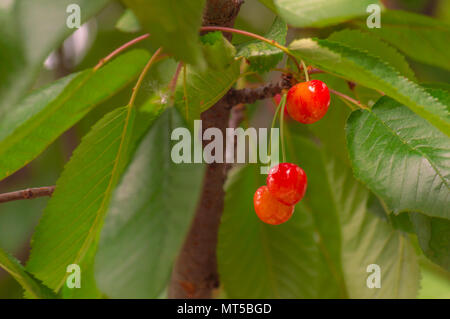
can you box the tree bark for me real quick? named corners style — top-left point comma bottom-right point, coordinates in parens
top-left (0, 186), bottom-right (55, 204)
top-left (168, 0), bottom-right (243, 299)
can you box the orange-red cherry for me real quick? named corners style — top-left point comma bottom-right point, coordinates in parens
top-left (267, 163), bottom-right (307, 205)
top-left (286, 80), bottom-right (330, 124)
top-left (254, 185), bottom-right (294, 225)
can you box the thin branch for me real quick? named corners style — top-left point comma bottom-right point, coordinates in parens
top-left (0, 186), bottom-right (55, 204)
top-left (94, 33), bottom-right (150, 71)
top-left (224, 74), bottom-right (292, 107)
top-left (128, 48), bottom-right (163, 107)
top-left (309, 67), bottom-right (324, 75)
top-left (329, 88), bottom-right (368, 109)
top-left (169, 62), bottom-right (183, 94)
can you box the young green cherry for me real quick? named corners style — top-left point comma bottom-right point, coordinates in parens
top-left (286, 80), bottom-right (330, 124)
top-left (254, 185), bottom-right (294, 225)
top-left (267, 163), bottom-right (307, 205)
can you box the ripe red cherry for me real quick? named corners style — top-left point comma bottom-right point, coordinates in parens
top-left (254, 185), bottom-right (294, 225)
top-left (266, 163), bottom-right (307, 205)
top-left (286, 80), bottom-right (330, 124)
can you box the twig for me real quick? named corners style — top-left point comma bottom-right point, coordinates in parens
top-left (329, 88), bottom-right (368, 109)
top-left (128, 48), bottom-right (163, 107)
top-left (0, 186), bottom-right (55, 204)
top-left (309, 68), bottom-right (324, 75)
top-left (169, 62), bottom-right (183, 94)
top-left (224, 74), bottom-right (292, 107)
top-left (94, 33), bottom-right (150, 71)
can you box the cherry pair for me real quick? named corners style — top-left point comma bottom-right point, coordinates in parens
top-left (254, 163), bottom-right (307, 225)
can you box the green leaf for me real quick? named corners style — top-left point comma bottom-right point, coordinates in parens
top-left (219, 136), bottom-right (420, 298)
top-left (327, 29), bottom-right (416, 81)
top-left (302, 73), bottom-right (353, 164)
top-left (0, 50), bottom-right (150, 182)
top-left (60, 244), bottom-right (102, 299)
top-left (201, 32), bottom-right (236, 70)
top-left (175, 59), bottom-right (241, 124)
top-left (95, 108), bottom-right (204, 298)
top-left (26, 105), bottom-right (137, 294)
top-left (272, 0), bottom-right (382, 28)
top-left (290, 38), bottom-right (450, 136)
top-left (116, 8), bottom-right (141, 33)
top-left (237, 17), bottom-right (287, 73)
top-left (410, 213), bottom-right (450, 271)
top-left (123, 0), bottom-right (205, 66)
top-left (355, 10), bottom-right (450, 71)
top-left (297, 73), bottom-right (379, 163)
top-left (218, 165), bottom-right (321, 298)
top-left (346, 95), bottom-right (450, 219)
top-left (130, 96), bottom-right (168, 150)
top-left (424, 83), bottom-right (450, 93)
top-left (389, 213), bottom-right (414, 233)
top-left (289, 137), bottom-right (420, 298)
top-left (0, 246), bottom-right (56, 299)
top-left (0, 0), bottom-right (110, 113)
top-left (418, 261), bottom-right (450, 299)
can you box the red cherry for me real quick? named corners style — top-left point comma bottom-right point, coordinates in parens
top-left (286, 80), bottom-right (330, 124)
top-left (266, 163), bottom-right (307, 205)
top-left (254, 185), bottom-right (294, 225)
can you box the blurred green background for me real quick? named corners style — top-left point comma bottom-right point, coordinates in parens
top-left (0, 0), bottom-right (449, 298)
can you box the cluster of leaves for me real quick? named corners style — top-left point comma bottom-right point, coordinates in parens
top-left (0, 0), bottom-right (449, 299)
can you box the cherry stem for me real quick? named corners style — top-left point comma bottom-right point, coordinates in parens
top-left (169, 62), bottom-right (183, 92)
top-left (329, 88), bottom-right (367, 110)
top-left (279, 93), bottom-right (287, 163)
top-left (268, 97), bottom-right (282, 163)
top-left (300, 60), bottom-right (310, 82)
top-left (94, 33), bottom-right (150, 71)
top-left (129, 48), bottom-right (163, 107)
top-left (168, 62), bottom-right (184, 105)
top-left (182, 63), bottom-right (189, 119)
top-left (200, 26), bottom-right (302, 73)
top-left (336, 96), bottom-right (356, 111)
top-left (309, 68), bottom-right (324, 75)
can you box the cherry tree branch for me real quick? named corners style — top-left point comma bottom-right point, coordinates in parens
top-left (224, 74), bottom-right (293, 107)
top-left (0, 76), bottom-right (288, 207)
top-left (0, 186), bottom-right (55, 204)
top-left (94, 33), bottom-right (150, 71)
top-left (168, 0), bottom-right (244, 299)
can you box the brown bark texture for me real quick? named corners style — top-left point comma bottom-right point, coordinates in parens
top-left (168, 0), bottom-right (243, 299)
